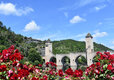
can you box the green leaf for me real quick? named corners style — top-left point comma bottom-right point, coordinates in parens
top-left (100, 74), bottom-right (104, 77)
top-left (6, 76), bottom-right (9, 79)
top-left (1, 63), bottom-right (5, 65)
top-left (105, 70), bottom-right (109, 74)
top-left (111, 74), bottom-right (114, 77)
top-left (103, 64), bottom-right (108, 70)
top-left (0, 72), bottom-right (2, 75)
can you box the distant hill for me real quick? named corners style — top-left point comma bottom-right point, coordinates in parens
top-left (52, 39), bottom-right (113, 54)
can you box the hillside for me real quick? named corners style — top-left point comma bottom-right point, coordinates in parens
top-left (0, 21), bottom-right (45, 56)
top-left (52, 39), bottom-right (114, 54)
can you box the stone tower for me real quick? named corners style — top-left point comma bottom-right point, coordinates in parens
top-left (45, 39), bottom-right (52, 63)
top-left (85, 33), bottom-right (94, 66)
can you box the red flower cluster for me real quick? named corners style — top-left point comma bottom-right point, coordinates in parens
top-left (58, 69), bottom-right (63, 77)
top-left (64, 68), bottom-right (83, 78)
top-left (73, 69), bottom-right (83, 77)
top-left (0, 45), bottom-right (84, 80)
top-left (18, 69), bottom-right (29, 78)
top-left (86, 52), bottom-right (114, 80)
top-left (46, 62), bottom-right (57, 67)
top-left (0, 45), bottom-right (23, 62)
top-left (2, 45), bottom-right (113, 80)
top-left (65, 68), bottom-right (73, 76)
top-left (0, 64), bottom-right (7, 72)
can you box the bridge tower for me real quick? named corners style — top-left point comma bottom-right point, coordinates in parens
top-left (45, 39), bottom-right (52, 63)
top-left (85, 33), bottom-right (94, 66)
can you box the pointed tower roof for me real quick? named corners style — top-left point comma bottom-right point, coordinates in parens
top-left (86, 33), bottom-right (93, 38)
top-left (47, 39), bottom-right (51, 43)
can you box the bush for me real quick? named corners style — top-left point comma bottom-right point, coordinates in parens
top-left (85, 51), bottom-right (114, 80)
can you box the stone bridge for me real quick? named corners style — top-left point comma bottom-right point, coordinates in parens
top-left (41, 33), bottom-right (112, 70)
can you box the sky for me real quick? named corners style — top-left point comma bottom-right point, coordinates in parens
top-left (0, 0), bottom-right (114, 50)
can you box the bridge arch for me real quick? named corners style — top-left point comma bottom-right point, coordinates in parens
top-left (61, 56), bottom-right (70, 72)
top-left (75, 55), bottom-right (87, 69)
top-left (49, 56), bottom-right (56, 63)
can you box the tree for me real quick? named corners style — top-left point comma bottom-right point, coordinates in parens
top-left (28, 48), bottom-right (43, 64)
top-left (0, 21), bottom-right (3, 27)
top-left (34, 60), bottom-right (40, 65)
top-left (0, 45), bottom-right (6, 52)
top-left (8, 27), bottom-right (11, 32)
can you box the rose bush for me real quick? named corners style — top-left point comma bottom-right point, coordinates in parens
top-left (85, 51), bottom-right (114, 80)
top-left (0, 46), bottom-right (84, 80)
top-left (0, 45), bottom-right (113, 80)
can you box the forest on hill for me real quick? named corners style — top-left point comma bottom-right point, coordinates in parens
top-left (52, 39), bottom-right (113, 54)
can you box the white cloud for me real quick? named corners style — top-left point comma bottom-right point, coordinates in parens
top-left (59, 0), bottom-right (108, 11)
top-left (0, 2), bottom-right (33, 16)
top-left (95, 7), bottom-right (100, 11)
top-left (109, 46), bottom-right (114, 50)
top-left (24, 21), bottom-right (40, 31)
top-left (98, 22), bottom-right (103, 25)
top-left (112, 41), bottom-right (114, 44)
top-left (70, 16), bottom-right (86, 24)
top-left (95, 5), bottom-right (106, 11)
top-left (79, 0), bottom-right (93, 7)
top-left (92, 30), bottom-right (108, 38)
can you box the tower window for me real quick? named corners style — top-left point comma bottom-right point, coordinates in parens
top-left (46, 45), bottom-right (48, 47)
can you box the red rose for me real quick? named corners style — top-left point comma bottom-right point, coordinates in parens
top-left (78, 69), bottom-right (83, 77)
top-left (12, 61), bottom-right (18, 67)
top-left (96, 62), bottom-right (100, 66)
top-left (90, 64), bottom-right (95, 68)
top-left (38, 64), bottom-right (42, 67)
top-left (58, 69), bottom-right (63, 77)
top-left (32, 77), bottom-right (39, 80)
top-left (49, 70), bottom-right (53, 75)
top-left (10, 74), bottom-right (18, 80)
top-left (65, 68), bottom-right (73, 76)
top-left (10, 45), bottom-right (15, 50)
top-left (14, 49), bottom-right (19, 53)
top-left (107, 64), bottom-right (113, 70)
top-left (0, 65), bottom-right (7, 72)
top-left (73, 70), bottom-right (79, 77)
top-left (46, 62), bottom-right (49, 67)
top-left (43, 75), bottom-right (48, 80)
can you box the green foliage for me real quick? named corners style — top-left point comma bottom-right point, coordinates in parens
top-left (52, 39), bottom-right (85, 54)
top-left (34, 60), bottom-right (40, 65)
top-left (77, 56), bottom-right (87, 65)
top-left (80, 66), bottom-right (87, 71)
top-left (0, 45), bottom-right (6, 52)
top-left (28, 48), bottom-right (43, 64)
top-left (52, 39), bottom-right (113, 54)
top-left (19, 57), bottom-right (28, 64)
